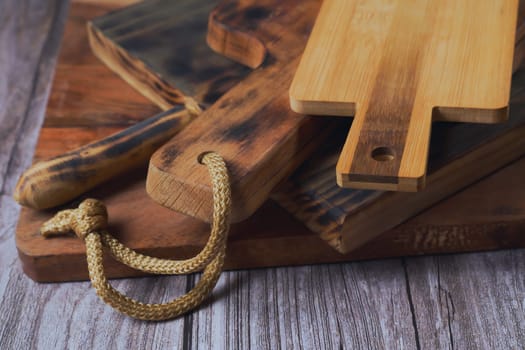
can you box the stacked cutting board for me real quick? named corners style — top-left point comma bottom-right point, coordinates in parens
top-left (16, 0), bottom-right (525, 282)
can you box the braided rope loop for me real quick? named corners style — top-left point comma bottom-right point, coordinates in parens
top-left (41, 152), bottom-right (231, 321)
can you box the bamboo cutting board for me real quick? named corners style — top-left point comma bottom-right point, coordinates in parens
top-left (15, 0), bottom-right (525, 281)
top-left (290, 0), bottom-right (518, 192)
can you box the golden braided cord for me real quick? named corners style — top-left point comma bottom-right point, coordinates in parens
top-left (40, 152), bottom-right (231, 321)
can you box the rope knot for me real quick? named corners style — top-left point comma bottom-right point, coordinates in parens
top-left (39, 152), bottom-right (230, 320)
top-left (41, 199), bottom-right (108, 239)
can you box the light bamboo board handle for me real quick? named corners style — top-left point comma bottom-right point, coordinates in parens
top-left (290, 0), bottom-right (518, 191)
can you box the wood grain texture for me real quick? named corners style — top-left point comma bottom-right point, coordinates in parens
top-left (80, 0), bottom-right (525, 254)
top-left (89, 0), bottom-right (525, 243)
top-left (275, 25), bottom-right (525, 252)
top-left (3, 1), bottom-right (525, 347)
top-left (14, 1), bottom-right (525, 281)
top-left (14, 107), bottom-right (192, 209)
top-left (88, 0), bottom-right (251, 110)
top-left (207, 1), bottom-right (267, 69)
top-left (146, 0), bottom-right (335, 222)
top-left (11, 1), bottom-right (348, 281)
top-left (17, 156), bottom-right (525, 281)
top-left (15, 0), bottom-right (239, 210)
top-left (276, 75), bottom-right (525, 252)
top-left (290, 0), bottom-right (518, 191)
top-left (405, 253), bottom-right (525, 349)
top-left (46, 2), bottom-right (160, 127)
top-left (0, 4), bottom-right (187, 347)
top-left (15, 0), bottom-right (336, 282)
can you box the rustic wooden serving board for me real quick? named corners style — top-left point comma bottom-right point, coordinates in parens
top-left (87, 0), bottom-right (251, 111)
top-left (90, 0), bottom-right (335, 223)
top-left (290, 0), bottom-right (518, 192)
top-left (15, 0), bottom-right (525, 281)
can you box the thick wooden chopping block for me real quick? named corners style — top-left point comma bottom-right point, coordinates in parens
top-left (290, 0), bottom-right (518, 191)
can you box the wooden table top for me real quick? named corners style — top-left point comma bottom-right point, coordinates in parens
top-left (0, 0), bottom-right (524, 348)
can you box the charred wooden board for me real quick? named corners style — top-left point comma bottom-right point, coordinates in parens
top-left (15, 0), bottom-right (258, 211)
top-left (90, 0), bottom-right (335, 223)
top-left (273, 90), bottom-right (525, 252)
top-left (145, 0), bottom-right (336, 223)
top-left (14, 106), bottom-right (195, 210)
top-left (15, 1), bottom-right (525, 282)
top-left (88, 0), bottom-right (251, 110)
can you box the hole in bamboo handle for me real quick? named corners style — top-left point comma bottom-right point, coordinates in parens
top-left (371, 147), bottom-right (395, 162)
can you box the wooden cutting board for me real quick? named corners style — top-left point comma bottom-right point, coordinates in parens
top-left (87, 0), bottom-right (251, 111)
top-left (89, 0), bottom-right (334, 223)
top-left (15, 0), bottom-right (525, 282)
top-left (290, 0), bottom-right (518, 192)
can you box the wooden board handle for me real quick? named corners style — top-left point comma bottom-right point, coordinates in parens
top-left (207, 3), bottom-right (266, 69)
top-left (14, 107), bottom-right (193, 209)
top-left (334, 4), bottom-right (433, 192)
top-left (146, 71), bottom-right (334, 223)
top-left (336, 102), bottom-right (431, 192)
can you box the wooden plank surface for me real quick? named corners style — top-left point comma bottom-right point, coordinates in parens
top-left (290, 0), bottom-right (518, 191)
top-left (2, 1), bottom-right (525, 348)
top-left (13, 0), bottom-right (525, 281)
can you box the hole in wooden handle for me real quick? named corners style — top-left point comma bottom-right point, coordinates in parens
top-left (371, 147), bottom-right (395, 162)
top-left (197, 151), bottom-right (214, 164)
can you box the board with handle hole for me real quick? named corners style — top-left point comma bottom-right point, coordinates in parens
top-left (290, 0), bottom-right (519, 191)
